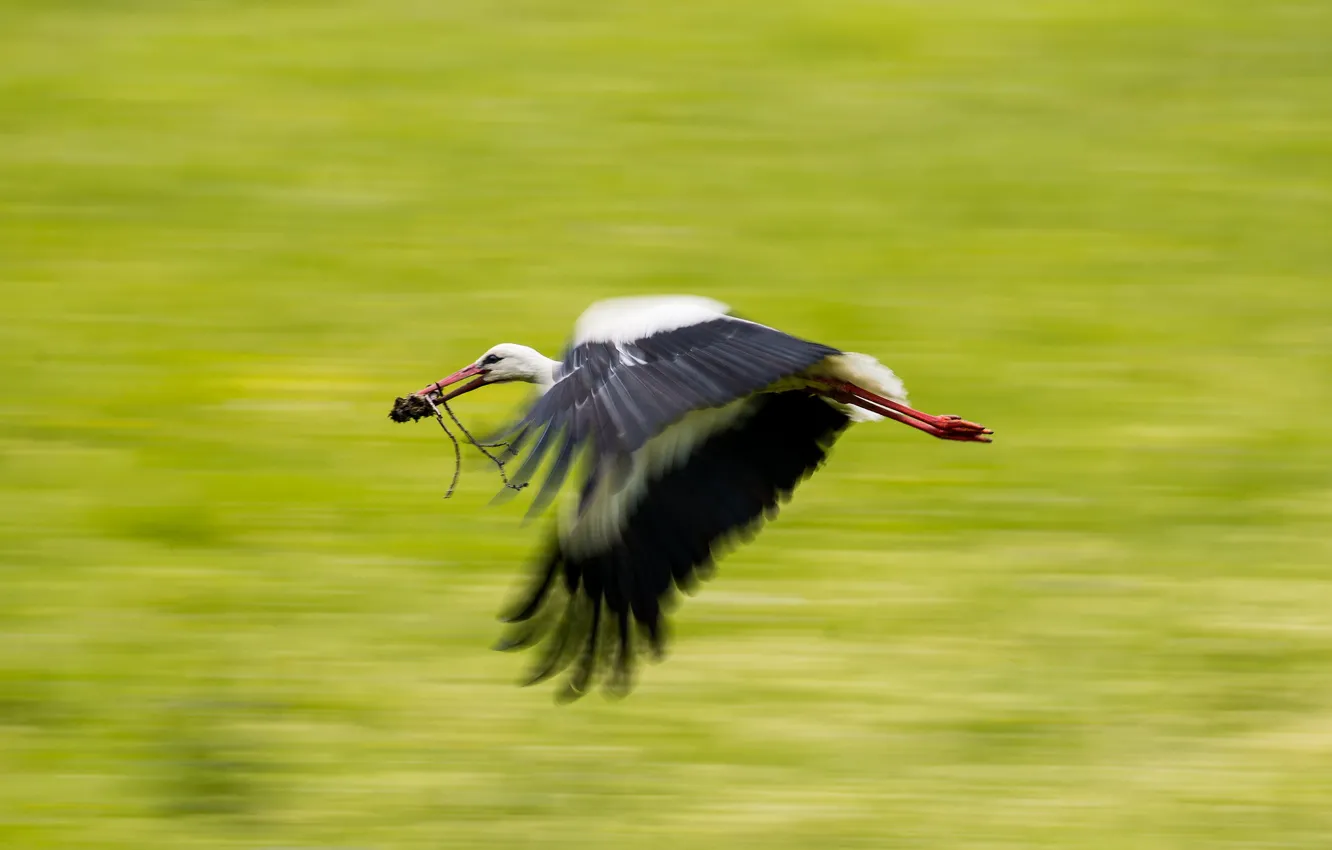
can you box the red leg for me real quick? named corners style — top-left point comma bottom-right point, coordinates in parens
top-left (815, 380), bottom-right (993, 443)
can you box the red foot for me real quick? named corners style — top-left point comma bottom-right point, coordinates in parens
top-left (816, 380), bottom-right (993, 443)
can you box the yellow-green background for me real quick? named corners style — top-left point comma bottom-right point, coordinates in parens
top-left (4, 1), bottom-right (1331, 847)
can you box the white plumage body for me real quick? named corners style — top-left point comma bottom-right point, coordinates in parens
top-left (572, 295), bottom-right (734, 344)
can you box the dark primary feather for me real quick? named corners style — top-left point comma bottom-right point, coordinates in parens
top-left (494, 391), bottom-right (852, 700)
top-left (497, 318), bottom-right (840, 514)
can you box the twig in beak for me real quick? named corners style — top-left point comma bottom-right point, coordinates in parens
top-left (423, 396), bottom-right (527, 495)
top-left (422, 396), bottom-right (464, 499)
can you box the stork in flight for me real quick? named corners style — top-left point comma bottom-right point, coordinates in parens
top-left (412, 295), bottom-right (991, 700)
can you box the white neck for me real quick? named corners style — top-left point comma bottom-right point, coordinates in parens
top-left (534, 356), bottom-right (559, 392)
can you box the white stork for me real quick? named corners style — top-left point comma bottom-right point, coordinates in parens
top-left (412, 295), bottom-right (991, 700)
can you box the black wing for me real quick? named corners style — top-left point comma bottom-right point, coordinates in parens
top-left (494, 391), bottom-right (852, 700)
top-left (499, 317), bottom-right (841, 514)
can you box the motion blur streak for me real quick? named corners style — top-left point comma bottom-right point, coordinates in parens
top-left (2, 0), bottom-right (1331, 847)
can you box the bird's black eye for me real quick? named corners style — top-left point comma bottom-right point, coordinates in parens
top-left (481, 354), bottom-right (502, 367)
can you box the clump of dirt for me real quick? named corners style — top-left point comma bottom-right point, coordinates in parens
top-left (389, 394), bottom-right (436, 423)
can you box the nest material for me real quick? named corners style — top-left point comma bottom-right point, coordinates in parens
top-left (389, 394), bottom-right (437, 423)
top-left (389, 392), bottom-right (525, 498)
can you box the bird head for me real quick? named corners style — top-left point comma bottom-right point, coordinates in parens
top-left (415, 344), bottom-right (554, 401)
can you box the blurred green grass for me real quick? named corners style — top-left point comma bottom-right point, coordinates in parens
top-left (3, 0), bottom-right (1332, 847)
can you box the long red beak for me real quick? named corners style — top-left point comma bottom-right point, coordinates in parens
top-left (415, 364), bottom-right (489, 401)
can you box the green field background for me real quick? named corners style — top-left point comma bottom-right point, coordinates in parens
top-left (3, 1), bottom-right (1331, 847)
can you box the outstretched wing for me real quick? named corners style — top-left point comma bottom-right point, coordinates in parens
top-left (498, 296), bottom-right (841, 515)
top-left (495, 391), bottom-right (852, 700)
